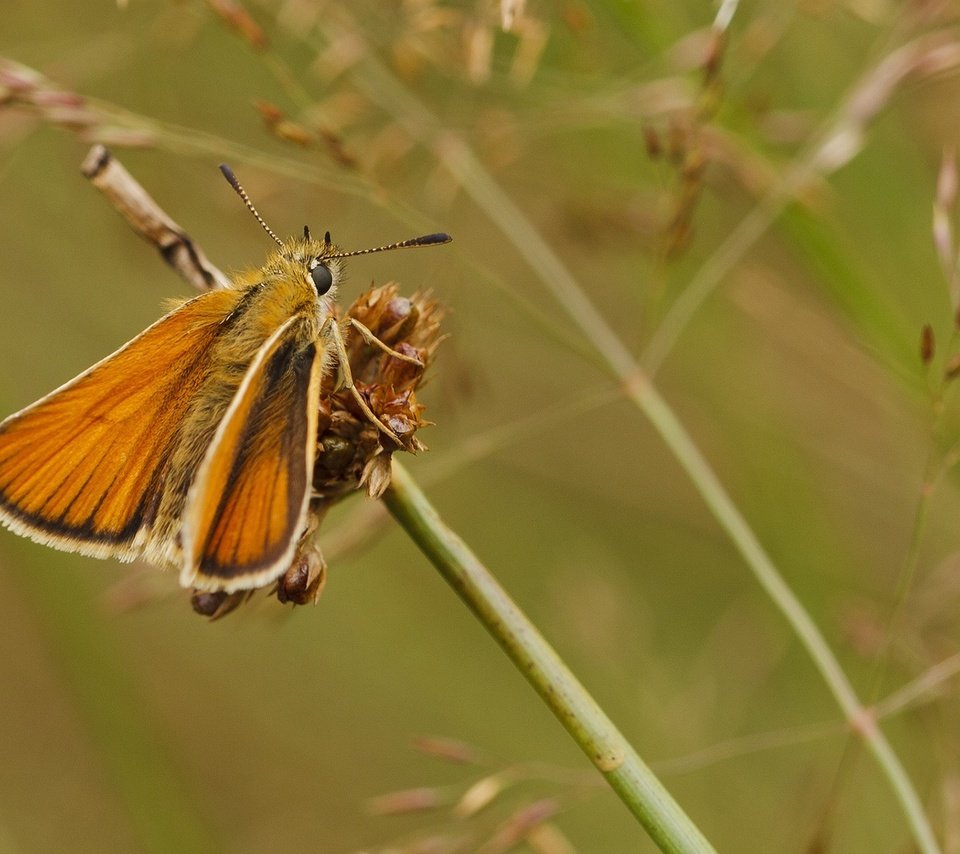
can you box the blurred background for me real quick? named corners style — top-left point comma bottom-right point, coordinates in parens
top-left (2, 1), bottom-right (960, 851)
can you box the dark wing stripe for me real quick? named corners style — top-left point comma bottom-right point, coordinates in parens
top-left (182, 318), bottom-right (320, 592)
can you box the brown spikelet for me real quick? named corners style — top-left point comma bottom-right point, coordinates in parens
top-left (921, 323), bottom-right (936, 365)
top-left (411, 735), bottom-right (482, 765)
top-left (367, 787), bottom-right (444, 816)
top-left (944, 352), bottom-right (960, 379)
top-left (208, 0), bottom-right (267, 50)
top-left (253, 100), bottom-right (315, 147)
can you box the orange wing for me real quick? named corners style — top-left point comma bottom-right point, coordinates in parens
top-left (181, 315), bottom-right (322, 592)
top-left (0, 288), bottom-right (242, 560)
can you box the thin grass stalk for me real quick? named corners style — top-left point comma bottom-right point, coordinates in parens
top-left (383, 461), bottom-right (717, 854)
top-left (631, 377), bottom-right (940, 853)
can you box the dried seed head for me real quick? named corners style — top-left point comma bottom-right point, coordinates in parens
top-left (367, 786), bottom-right (444, 816)
top-left (454, 774), bottom-right (508, 817)
top-left (411, 735), bottom-right (482, 765)
top-left (312, 283), bottom-right (444, 502)
top-left (208, 0), bottom-right (268, 50)
top-left (487, 799), bottom-right (561, 847)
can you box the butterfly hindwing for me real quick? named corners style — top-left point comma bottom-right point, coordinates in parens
top-left (0, 288), bottom-right (242, 559)
top-left (181, 314), bottom-right (322, 592)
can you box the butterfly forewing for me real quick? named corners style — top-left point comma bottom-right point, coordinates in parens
top-left (0, 288), bottom-right (243, 559)
top-left (182, 314), bottom-right (322, 592)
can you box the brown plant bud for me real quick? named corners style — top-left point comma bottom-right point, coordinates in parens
top-left (253, 100), bottom-right (315, 147)
top-left (276, 542), bottom-right (327, 605)
top-left (253, 99), bottom-right (284, 124)
top-left (318, 129), bottom-right (358, 170)
top-left (454, 774), bottom-right (507, 817)
top-left (703, 29), bottom-right (727, 84)
top-left (272, 120), bottom-right (314, 147)
top-left (191, 589), bottom-right (252, 619)
top-left (208, 0), bottom-right (267, 50)
top-left (944, 352), bottom-right (960, 379)
top-left (0, 60), bottom-right (44, 94)
top-left (486, 799), bottom-right (561, 849)
top-left (367, 787), bottom-right (443, 816)
top-left (642, 124), bottom-right (662, 160)
top-left (411, 735), bottom-right (482, 764)
top-left (921, 323), bottom-right (935, 365)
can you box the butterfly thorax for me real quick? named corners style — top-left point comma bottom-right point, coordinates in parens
top-left (140, 242), bottom-right (337, 566)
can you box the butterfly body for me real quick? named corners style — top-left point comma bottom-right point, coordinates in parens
top-left (0, 234), bottom-right (345, 592)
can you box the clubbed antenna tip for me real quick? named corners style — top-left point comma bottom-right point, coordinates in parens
top-left (326, 232), bottom-right (453, 260)
top-left (413, 233), bottom-right (453, 246)
top-left (218, 163), bottom-right (284, 249)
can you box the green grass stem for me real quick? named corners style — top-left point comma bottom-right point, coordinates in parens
top-left (384, 460), bottom-right (717, 854)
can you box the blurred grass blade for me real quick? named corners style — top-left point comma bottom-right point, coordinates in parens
top-left (6, 555), bottom-right (216, 854)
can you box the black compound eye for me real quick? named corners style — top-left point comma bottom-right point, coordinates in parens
top-left (310, 263), bottom-right (333, 295)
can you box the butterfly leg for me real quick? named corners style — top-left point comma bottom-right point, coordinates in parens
top-left (326, 319), bottom-right (401, 442)
top-left (347, 317), bottom-right (423, 366)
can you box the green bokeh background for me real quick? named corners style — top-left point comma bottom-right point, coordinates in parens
top-left (1, 2), bottom-right (959, 852)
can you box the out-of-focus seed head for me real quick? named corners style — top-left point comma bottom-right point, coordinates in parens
top-left (921, 323), bottom-right (936, 365)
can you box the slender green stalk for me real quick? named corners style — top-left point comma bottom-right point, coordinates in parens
top-left (866, 446), bottom-right (939, 705)
top-left (630, 378), bottom-right (940, 854)
top-left (384, 461), bottom-right (717, 854)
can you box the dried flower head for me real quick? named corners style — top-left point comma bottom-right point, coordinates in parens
top-left (312, 283), bottom-right (445, 503)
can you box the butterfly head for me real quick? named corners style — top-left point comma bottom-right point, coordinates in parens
top-left (270, 228), bottom-right (344, 298)
top-left (219, 163), bottom-right (451, 301)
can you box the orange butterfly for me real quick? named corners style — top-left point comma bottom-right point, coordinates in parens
top-left (0, 165), bottom-right (450, 593)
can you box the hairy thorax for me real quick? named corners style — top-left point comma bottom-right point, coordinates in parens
top-left (141, 260), bottom-right (332, 565)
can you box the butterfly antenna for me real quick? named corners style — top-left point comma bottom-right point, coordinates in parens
top-left (325, 232), bottom-right (452, 260)
top-left (219, 164), bottom-right (284, 248)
